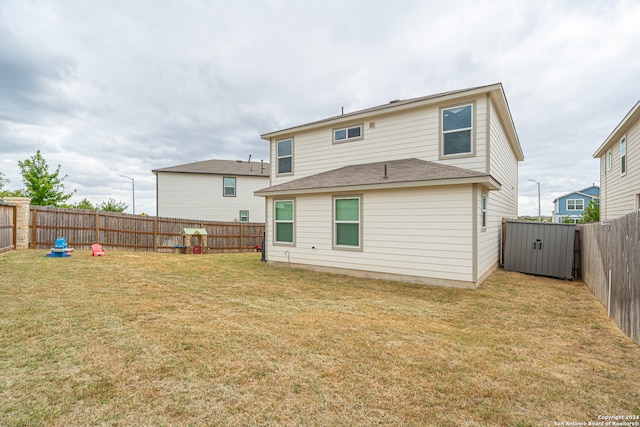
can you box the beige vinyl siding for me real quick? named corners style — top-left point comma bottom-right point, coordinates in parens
top-left (600, 118), bottom-right (640, 219)
top-left (477, 99), bottom-right (519, 277)
top-left (157, 172), bottom-right (268, 222)
top-left (266, 186), bottom-right (475, 284)
top-left (268, 96), bottom-right (488, 188)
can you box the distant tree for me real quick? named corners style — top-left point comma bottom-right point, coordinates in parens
top-left (0, 171), bottom-right (7, 193)
top-left (579, 200), bottom-right (600, 223)
top-left (0, 172), bottom-right (27, 198)
top-left (17, 150), bottom-right (75, 206)
top-left (97, 198), bottom-right (128, 213)
top-left (561, 216), bottom-right (575, 224)
top-left (70, 198), bottom-right (96, 210)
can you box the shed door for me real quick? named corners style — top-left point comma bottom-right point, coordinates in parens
top-left (503, 221), bottom-right (575, 279)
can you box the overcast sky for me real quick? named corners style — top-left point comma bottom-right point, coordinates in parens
top-left (1, 0), bottom-right (639, 216)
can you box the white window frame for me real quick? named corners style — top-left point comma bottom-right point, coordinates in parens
top-left (441, 103), bottom-right (474, 158)
top-left (274, 199), bottom-right (295, 245)
top-left (481, 194), bottom-right (487, 228)
top-left (607, 149), bottom-right (612, 171)
top-left (621, 135), bottom-right (627, 175)
top-left (239, 210), bottom-right (249, 222)
top-left (276, 138), bottom-right (293, 175)
top-left (333, 195), bottom-right (362, 250)
top-left (223, 177), bottom-right (236, 197)
top-left (567, 199), bottom-right (584, 211)
top-left (333, 124), bottom-right (363, 144)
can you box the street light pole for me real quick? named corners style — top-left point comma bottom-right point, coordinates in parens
top-left (121, 175), bottom-right (135, 215)
top-left (529, 179), bottom-right (540, 221)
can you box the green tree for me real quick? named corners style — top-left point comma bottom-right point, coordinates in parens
top-left (0, 171), bottom-right (7, 193)
top-left (70, 198), bottom-right (96, 210)
top-left (17, 150), bottom-right (75, 206)
top-left (97, 198), bottom-right (128, 213)
top-left (561, 216), bottom-right (575, 224)
top-left (579, 199), bottom-right (600, 223)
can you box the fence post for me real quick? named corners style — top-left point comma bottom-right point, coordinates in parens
top-left (3, 197), bottom-right (31, 250)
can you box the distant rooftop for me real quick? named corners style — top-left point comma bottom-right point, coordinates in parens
top-left (153, 159), bottom-right (270, 177)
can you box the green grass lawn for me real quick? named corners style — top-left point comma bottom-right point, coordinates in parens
top-left (1, 250), bottom-right (639, 426)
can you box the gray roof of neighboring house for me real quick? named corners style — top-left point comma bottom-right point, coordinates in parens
top-left (255, 158), bottom-right (501, 196)
top-left (152, 159), bottom-right (270, 177)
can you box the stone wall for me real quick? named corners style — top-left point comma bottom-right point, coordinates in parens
top-left (3, 197), bottom-right (31, 250)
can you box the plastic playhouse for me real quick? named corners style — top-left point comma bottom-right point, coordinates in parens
top-left (174, 228), bottom-right (208, 254)
top-left (46, 237), bottom-right (74, 257)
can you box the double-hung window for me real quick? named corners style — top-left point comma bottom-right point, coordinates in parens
top-left (274, 200), bottom-right (294, 244)
top-left (621, 136), bottom-right (627, 175)
top-left (334, 196), bottom-right (361, 249)
top-left (442, 104), bottom-right (473, 156)
top-left (239, 210), bottom-right (249, 222)
top-left (567, 199), bottom-right (584, 211)
top-left (277, 138), bottom-right (293, 175)
top-left (333, 124), bottom-right (363, 143)
top-left (223, 177), bottom-right (236, 197)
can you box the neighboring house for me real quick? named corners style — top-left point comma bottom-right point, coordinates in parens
top-left (153, 159), bottom-right (269, 222)
top-left (593, 101), bottom-right (640, 220)
top-left (552, 185), bottom-right (600, 223)
top-left (255, 83), bottom-right (524, 289)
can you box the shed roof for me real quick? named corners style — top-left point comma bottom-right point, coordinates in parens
top-left (153, 159), bottom-right (270, 177)
top-left (182, 228), bottom-right (208, 235)
top-left (255, 158), bottom-right (501, 196)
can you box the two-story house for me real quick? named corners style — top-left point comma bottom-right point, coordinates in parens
top-left (153, 159), bottom-right (269, 222)
top-left (552, 185), bottom-right (600, 223)
top-left (255, 83), bottom-right (524, 289)
top-left (593, 101), bottom-right (640, 220)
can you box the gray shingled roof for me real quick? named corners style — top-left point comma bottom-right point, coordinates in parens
top-left (152, 159), bottom-right (270, 177)
top-left (255, 158), bottom-right (500, 196)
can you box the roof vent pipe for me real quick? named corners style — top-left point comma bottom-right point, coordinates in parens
top-left (383, 164), bottom-right (388, 179)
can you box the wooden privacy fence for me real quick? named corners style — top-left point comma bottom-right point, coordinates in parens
top-left (29, 206), bottom-right (265, 253)
top-left (579, 211), bottom-right (640, 345)
top-left (0, 202), bottom-right (16, 253)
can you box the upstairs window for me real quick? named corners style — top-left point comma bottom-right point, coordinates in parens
top-left (277, 138), bottom-right (293, 175)
top-left (442, 104), bottom-right (473, 156)
top-left (607, 149), bottom-right (612, 171)
top-left (621, 136), bottom-right (627, 175)
top-left (223, 177), bottom-right (236, 197)
top-left (333, 124), bottom-right (363, 143)
top-left (567, 199), bottom-right (584, 211)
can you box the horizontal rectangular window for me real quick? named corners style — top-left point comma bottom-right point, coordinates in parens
top-left (442, 104), bottom-right (473, 156)
top-left (567, 199), bottom-right (584, 211)
top-left (223, 177), bottom-right (236, 197)
top-left (274, 200), bottom-right (294, 244)
top-left (333, 124), bottom-right (363, 143)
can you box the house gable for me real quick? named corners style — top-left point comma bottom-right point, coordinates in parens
top-left (593, 101), bottom-right (640, 219)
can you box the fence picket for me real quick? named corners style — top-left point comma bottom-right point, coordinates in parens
top-left (579, 211), bottom-right (640, 345)
top-left (28, 206), bottom-right (264, 253)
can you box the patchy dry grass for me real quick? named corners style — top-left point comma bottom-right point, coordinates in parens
top-left (0, 250), bottom-right (638, 426)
